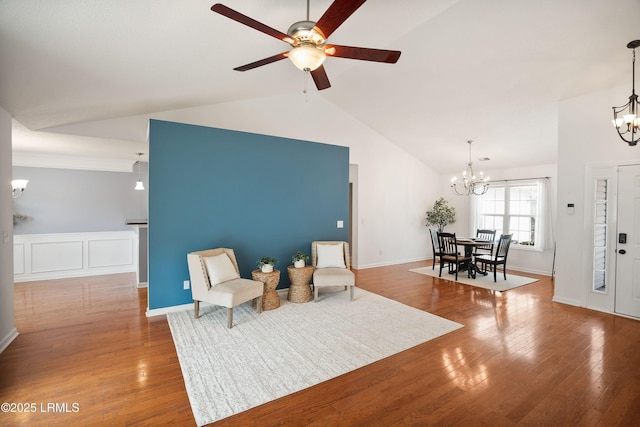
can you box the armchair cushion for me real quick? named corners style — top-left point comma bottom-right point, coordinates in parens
top-left (203, 253), bottom-right (240, 287)
top-left (316, 243), bottom-right (347, 268)
top-left (210, 278), bottom-right (265, 307)
top-left (313, 268), bottom-right (355, 286)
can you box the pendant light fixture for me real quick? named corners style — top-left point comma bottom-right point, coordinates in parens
top-left (11, 179), bottom-right (28, 198)
top-left (134, 152), bottom-right (144, 191)
top-left (450, 140), bottom-right (490, 196)
top-left (612, 40), bottom-right (640, 146)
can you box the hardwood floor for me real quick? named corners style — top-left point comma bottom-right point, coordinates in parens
top-left (1, 262), bottom-right (639, 426)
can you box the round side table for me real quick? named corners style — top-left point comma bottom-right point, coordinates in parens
top-left (251, 269), bottom-right (281, 310)
top-left (287, 265), bottom-right (314, 303)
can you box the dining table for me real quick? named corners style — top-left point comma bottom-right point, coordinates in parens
top-left (454, 237), bottom-right (494, 278)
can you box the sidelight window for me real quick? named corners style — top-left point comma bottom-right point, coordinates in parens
top-left (593, 178), bottom-right (608, 293)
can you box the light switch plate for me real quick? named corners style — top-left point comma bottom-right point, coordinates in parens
top-left (183, 280), bottom-right (190, 290)
top-left (337, 220), bottom-right (344, 229)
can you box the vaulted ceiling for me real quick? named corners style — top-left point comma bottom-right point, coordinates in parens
top-left (1, 0), bottom-right (639, 173)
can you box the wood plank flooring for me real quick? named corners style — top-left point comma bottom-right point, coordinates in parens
top-left (1, 261), bottom-right (639, 426)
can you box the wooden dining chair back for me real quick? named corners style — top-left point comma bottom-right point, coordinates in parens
top-left (437, 232), bottom-right (471, 280)
top-left (429, 228), bottom-right (442, 270)
top-left (474, 234), bottom-right (513, 282)
top-left (474, 229), bottom-right (496, 256)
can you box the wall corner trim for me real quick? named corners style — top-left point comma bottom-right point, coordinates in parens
top-left (146, 302), bottom-right (194, 317)
top-left (0, 328), bottom-right (19, 354)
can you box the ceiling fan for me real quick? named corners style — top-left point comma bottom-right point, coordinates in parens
top-left (211, 0), bottom-right (401, 90)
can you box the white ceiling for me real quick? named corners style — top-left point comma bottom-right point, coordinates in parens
top-left (1, 0), bottom-right (639, 173)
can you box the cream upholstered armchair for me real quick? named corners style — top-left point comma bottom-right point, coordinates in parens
top-left (311, 241), bottom-right (355, 302)
top-left (187, 248), bottom-right (263, 328)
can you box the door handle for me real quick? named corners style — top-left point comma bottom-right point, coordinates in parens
top-left (619, 249), bottom-right (627, 255)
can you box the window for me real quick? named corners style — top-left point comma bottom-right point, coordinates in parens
top-left (473, 180), bottom-right (546, 251)
top-left (592, 178), bottom-right (608, 293)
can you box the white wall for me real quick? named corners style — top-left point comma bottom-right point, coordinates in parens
top-left (0, 106), bottom-right (17, 353)
top-left (348, 124), bottom-right (441, 268)
top-left (555, 84), bottom-right (640, 308)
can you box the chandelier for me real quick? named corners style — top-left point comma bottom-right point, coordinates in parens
top-left (612, 40), bottom-right (640, 146)
top-left (451, 140), bottom-right (490, 196)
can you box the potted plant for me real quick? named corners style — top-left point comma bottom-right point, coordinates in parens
top-left (292, 251), bottom-right (310, 268)
top-left (257, 256), bottom-right (278, 273)
top-left (425, 197), bottom-right (456, 231)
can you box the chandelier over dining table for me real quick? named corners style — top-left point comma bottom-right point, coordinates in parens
top-left (450, 140), bottom-right (490, 196)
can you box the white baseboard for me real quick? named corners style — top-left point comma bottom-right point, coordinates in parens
top-left (354, 257), bottom-right (428, 270)
top-left (0, 328), bottom-right (19, 354)
top-left (552, 295), bottom-right (583, 307)
top-left (508, 265), bottom-right (553, 276)
top-left (146, 302), bottom-right (194, 317)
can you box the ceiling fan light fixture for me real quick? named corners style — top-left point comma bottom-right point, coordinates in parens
top-left (211, 2), bottom-right (401, 90)
top-left (288, 44), bottom-right (326, 71)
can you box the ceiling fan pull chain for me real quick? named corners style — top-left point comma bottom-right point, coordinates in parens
top-left (303, 69), bottom-right (309, 101)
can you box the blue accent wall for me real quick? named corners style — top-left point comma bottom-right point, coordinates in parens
top-left (148, 120), bottom-right (349, 310)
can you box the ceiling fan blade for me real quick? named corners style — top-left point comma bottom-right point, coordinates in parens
top-left (315, 0), bottom-right (367, 39)
top-left (326, 45), bottom-right (401, 63)
top-left (233, 52), bottom-right (289, 71)
top-left (311, 66), bottom-right (331, 90)
top-left (211, 4), bottom-right (295, 44)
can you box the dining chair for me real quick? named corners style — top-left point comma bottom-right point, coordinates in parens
top-left (429, 227), bottom-right (442, 270)
top-left (474, 229), bottom-right (496, 257)
top-left (474, 234), bottom-right (513, 282)
top-left (437, 232), bottom-right (472, 280)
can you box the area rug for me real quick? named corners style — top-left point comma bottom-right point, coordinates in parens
top-left (410, 266), bottom-right (539, 291)
top-left (167, 288), bottom-right (463, 426)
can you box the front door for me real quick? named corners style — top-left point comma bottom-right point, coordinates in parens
top-left (615, 165), bottom-right (640, 318)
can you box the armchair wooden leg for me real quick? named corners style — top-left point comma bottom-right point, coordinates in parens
top-left (227, 308), bottom-right (233, 329)
top-left (255, 296), bottom-right (263, 313)
top-left (350, 285), bottom-right (354, 301)
top-left (314, 286), bottom-right (319, 302)
top-left (194, 300), bottom-right (200, 319)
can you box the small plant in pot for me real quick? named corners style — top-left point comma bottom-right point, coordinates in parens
top-left (257, 256), bottom-right (278, 273)
top-left (292, 251), bottom-right (310, 268)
